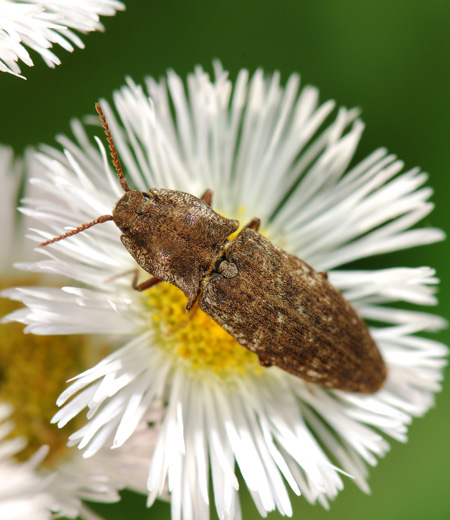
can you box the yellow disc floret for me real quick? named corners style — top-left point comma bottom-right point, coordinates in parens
top-left (145, 207), bottom-right (274, 379)
top-left (0, 285), bottom-right (100, 467)
top-left (147, 282), bottom-right (262, 379)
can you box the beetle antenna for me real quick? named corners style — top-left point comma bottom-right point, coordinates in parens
top-left (95, 103), bottom-right (131, 193)
top-left (40, 215), bottom-right (114, 246)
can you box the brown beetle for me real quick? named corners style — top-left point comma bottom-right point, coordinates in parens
top-left (41, 104), bottom-right (387, 393)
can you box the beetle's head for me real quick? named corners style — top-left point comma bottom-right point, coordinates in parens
top-left (117, 187), bottom-right (239, 306)
top-left (112, 190), bottom-right (153, 233)
top-left (39, 103), bottom-right (238, 309)
top-left (39, 103), bottom-right (142, 247)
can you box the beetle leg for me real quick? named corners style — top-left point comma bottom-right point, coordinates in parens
top-left (171, 303), bottom-right (199, 332)
top-left (105, 268), bottom-right (138, 283)
top-left (200, 189), bottom-right (213, 206)
top-left (132, 271), bottom-right (162, 291)
top-left (258, 356), bottom-right (272, 368)
top-left (106, 269), bottom-right (162, 291)
top-left (244, 218), bottom-right (260, 231)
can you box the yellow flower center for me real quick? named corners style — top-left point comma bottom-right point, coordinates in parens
top-left (146, 206), bottom-right (266, 379)
top-left (148, 283), bottom-right (262, 379)
top-left (0, 278), bottom-right (105, 467)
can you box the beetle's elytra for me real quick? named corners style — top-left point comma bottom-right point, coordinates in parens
top-left (41, 104), bottom-right (387, 393)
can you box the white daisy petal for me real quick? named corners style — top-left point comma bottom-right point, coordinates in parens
top-left (0, 144), bottom-right (23, 266)
top-left (330, 267), bottom-right (439, 305)
top-left (1, 145), bottom-right (165, 518)
top-left (0, 398), bottom-right (162, 519)
top-left (4, 64), bottom-right (447, 519)
top-left (0, 0), bottom-right (125, 78)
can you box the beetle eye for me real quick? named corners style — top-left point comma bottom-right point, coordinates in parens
top-left (119, 226), bottom-right (129, 233)
top-left (142, 192), bottom-right (153, 200)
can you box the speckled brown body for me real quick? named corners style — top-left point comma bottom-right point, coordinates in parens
top-left (199, 228), bottom-right (386, 392)
top-left (113, 189), bottom-right (386, 393)
top-left (115, 189), bottom-right (238, 305)
top-left (43, 185), bottom-right (387, 393)
top-left (39, 106), bottom-right (386, 393)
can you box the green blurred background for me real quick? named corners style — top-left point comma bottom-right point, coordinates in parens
top-left (0, 1), bottom-right (449, 519)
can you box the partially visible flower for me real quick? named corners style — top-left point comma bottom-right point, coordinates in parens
top-left (0, 144), bottom-right (23, 267)
top-left (0, 405), bottom-right (51, 520)
top-left (37, 406), bottom-right (163, 519)
top-left (3, 64), bottom-right (448, 519)
top-left (0, 0), bottom-right (125, 78)
top-left (0, 401), bottom-right (163, 519)
top-left (0, 145), bottom-right (162, 518)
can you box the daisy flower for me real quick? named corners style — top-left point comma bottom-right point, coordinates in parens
top-left (3, 63), bottom-right (447, 519)
top-left (0, 404), bottom-right (51, 520)
top-left (0, 144), bottom-right (24, 267)
top-left (0, 0), bottom-right (125, 78)
top-left (0, 145), bottom-right (162, 518)
top-left (0, 399), bottom-right (161, 519)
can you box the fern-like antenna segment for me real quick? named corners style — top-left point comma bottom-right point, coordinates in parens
top-left (95, 103), bottom-right (130, 192)
top-left (40, 215), bottom-right (114, 246)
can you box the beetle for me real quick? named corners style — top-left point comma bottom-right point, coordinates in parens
top-left (41, 103), bottom-right (387, 393)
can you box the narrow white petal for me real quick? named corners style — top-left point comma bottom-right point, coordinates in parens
top-left (4, 65), bottom-right (446, 519)
top-left (0, 0), bottom-right (124, 77)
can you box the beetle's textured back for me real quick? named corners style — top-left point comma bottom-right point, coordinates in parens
top-left (118, 189), bottom-right (239, 306)
top-left (199, 228), bottom-right (386, 393)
